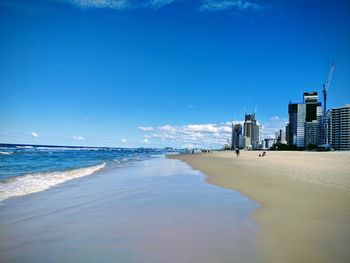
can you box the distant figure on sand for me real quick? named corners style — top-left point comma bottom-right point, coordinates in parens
top-left (259, 151), bottom-right (267, 157)
top-left (235, 149), bottom-right (240, 158)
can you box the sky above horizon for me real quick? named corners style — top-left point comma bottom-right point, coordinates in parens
top-left (1, 0), bottom-right (350, 148)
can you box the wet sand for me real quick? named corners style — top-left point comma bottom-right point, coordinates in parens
top-left (169, 151), bottom-right (350, 263)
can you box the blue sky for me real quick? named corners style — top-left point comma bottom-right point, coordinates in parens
top-left (0, 0), bottom-right (349, 148)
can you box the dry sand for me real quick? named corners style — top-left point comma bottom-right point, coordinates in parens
top-left (169, 151), bottom-right (350, 263)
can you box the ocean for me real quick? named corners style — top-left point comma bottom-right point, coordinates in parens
top-left (0, 144), bottom-right (172, 202)
top-left (0, 144), bottom-right (258, 262)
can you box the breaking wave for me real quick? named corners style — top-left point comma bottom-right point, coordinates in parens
top-left (0, 163), bottom-right (106, 202)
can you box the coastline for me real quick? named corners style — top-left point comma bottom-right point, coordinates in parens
top-left (169, 151), bottom-right (350, 263)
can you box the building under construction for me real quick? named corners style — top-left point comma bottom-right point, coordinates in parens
top-left (243, 113), bottom-right (262, 149)
top-left (287, 62), bottom-right (350, 150)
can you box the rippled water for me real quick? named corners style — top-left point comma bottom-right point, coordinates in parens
top-left (0, 145), bottom-right (172, 202)
top-left (0, 156), bottom-right (259, 263)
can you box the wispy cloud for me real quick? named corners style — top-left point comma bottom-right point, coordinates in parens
top-left (31, 131), bottom-right (39, 138)
top-left (199, 0), bottom-right (263, 12)
top-left (147, 0), bottom-right (176, 9)
top-left (64, 0), bottom-right (264, 11)
top-left (59, 0), bottom-right (177, 10)
top-left (72, 135), bottom-right (85, 140)
top-left (61, 0), bottom-right (130, 9)
top-left (138, 126), bottom-right (154, 131)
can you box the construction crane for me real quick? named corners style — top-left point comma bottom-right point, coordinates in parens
top-left (322, 62), bottom-right (335, 113)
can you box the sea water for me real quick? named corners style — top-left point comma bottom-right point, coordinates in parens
top-left (0, 145), bottom-right (259, 262)
top-left (0, 145), bottom-right (168, 202)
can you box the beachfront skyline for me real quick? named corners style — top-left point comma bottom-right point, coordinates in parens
top-left (1, 0), bottom-right (350, 148)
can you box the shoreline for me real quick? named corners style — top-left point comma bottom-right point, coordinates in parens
top-left (168, 151), bottom-right (350, 263)
top-left (0, 157), bottom-right (259, 263)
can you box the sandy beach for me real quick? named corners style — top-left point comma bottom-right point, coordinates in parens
top-left (169, 151), bottom-right (350, 263)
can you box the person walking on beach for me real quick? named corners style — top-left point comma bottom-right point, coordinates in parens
top-left (235, 148), bottom-right (240, 158)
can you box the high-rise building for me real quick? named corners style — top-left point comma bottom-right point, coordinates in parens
top-left (288, 102), bottom-right (306, 147)
top-left (288, 103), bottom-right (297, 146)
top-left (243, 113), bottom-right (254, 149)
top-left (305, 121), bottom-right (318, 146)
top-left (286, 124), bottom-right (290, 145)
top-left (288, 92), bottom-right (322, 148)
top-left (243, 113), bottom-right (261, 149)
top-left (276, 129), bottom-right (287, 144)
top-left (242, 136), bottom-right (252, 150)
top-left (304, 92), bottom-right (319, 122)
top-left (303, 92), bottom-right (323, 147)
top-left (231, 123), bottom-right (242, 150)
top-left (317, 110), bottom-right (332, 147)
top-left (296, 103), bottom-right (306, 147)
top-left (331, 105), bottom-right (350, 150)
top-left (255, 122), bottom-right (262, 148)
top-left (244, 114), bottom-right (255, 137)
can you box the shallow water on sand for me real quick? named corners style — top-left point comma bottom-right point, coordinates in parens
top-left (0, 157), bottom-right (259, 263)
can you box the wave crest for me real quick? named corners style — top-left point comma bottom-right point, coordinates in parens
top-left (0, 163), bottom-right (106, 202)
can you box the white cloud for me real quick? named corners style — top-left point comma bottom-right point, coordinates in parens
top-left (158, 125), bottom-right (176, 132)
top-left (31, 132), bottom-right (39, 138)
top-left (60, 0), bottom-right (177, 9)
top-left (72, 135), bottom-right (85, 140)
top-left (55, 0), bottom-right (265, 12)
top-left (138, 117), bottom-right (288, 148)
top-left (138, 126), bottom-right (154, 131)
top-left (139, 122), bottom-right (237, 148)
top-left (121, 138), bottom-right (127, 143)
top-left (143, 138), bottom-right (149, 143)
top-left (199, 0), bottom-right (263, 12)
top-left (147, 0), bottom-right (176, 9)
top-left (63, 0), bottom-right (130, 9)
top-left (185, 124), bottom-right (232, 133)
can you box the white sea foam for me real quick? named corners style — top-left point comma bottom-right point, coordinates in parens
top-left (0, 163), bottom-right (106, 202)
top-left (16, 146), bottom-right (33, 149)
top-left (36, 147), bottom-right (83, 151)
top-left (35, 147), bottom-right (108, 152)
top-left (0, 151), bottom-right (12, 155)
